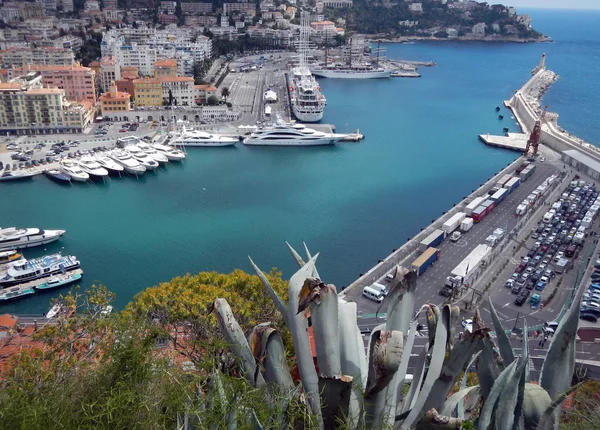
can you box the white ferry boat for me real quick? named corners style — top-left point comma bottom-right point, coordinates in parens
top-left (243, 118), bottom-right (346, 147)
top-left (289, 67), bottom-right (326, 122)
top-left (0, 227), bottom-right (66, 251)
top-left (0, 253), bottom-right (80, 287)
top-left (173, 128), bottom-right (238, 147)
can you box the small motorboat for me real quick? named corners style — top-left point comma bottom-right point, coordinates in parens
top-left (46, 303), bottom-right (63, 318)
top-left (503, 127), bottom-right (510, 132)
top-left (0, 250), bottom-right (23, 266)
top-left (0, 286), bottom-right (35, 301)
top-left (0, 171), bottom-right (37, 181)
top-left (36, 270), bottom-right (83, 290)
top-left (495, 106), bottom-right (501, 112)
top-left (45, 169), bottom-right (71, 183)
top-left (498, 114), bottom-right (504, 120)
top-left (110, 151), bottom-right (146, 175)
top-left (152, 143), bottom-right (186, 161)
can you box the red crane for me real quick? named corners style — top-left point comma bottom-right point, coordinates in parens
top-left (525, 105), bottom-right (548, 157)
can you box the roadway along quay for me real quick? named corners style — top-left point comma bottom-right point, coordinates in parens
top-left (342, 157), bottom-right (562, 327)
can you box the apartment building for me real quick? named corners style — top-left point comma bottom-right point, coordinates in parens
top-left (133, 77), bottom-right (162, 106)
top-left (223, 2), bottom-right (256, 14)
top-left (7, 65), bottom-right (97, 103)
top-left (159, 76), bottom-right (194, 106)
top-left (99, 56), bottom-right (121, 92)
top-left (0, 47), bottom-right (75, 67)
top-left (99, 81), bottom-right (131, 118)
top-left (181, 2), bottom-right (212, 14)
top-left (154, 59), bottom-right (177, 78)
top-left (194, 84), bottom-right (217, 104)
top-left (0, 82), bottom-right (94, 135)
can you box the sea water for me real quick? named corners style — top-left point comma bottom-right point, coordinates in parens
top-left (1, 8), bottom-right (598, 313)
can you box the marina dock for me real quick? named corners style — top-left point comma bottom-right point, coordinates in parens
top-left (479, 132), bottom-right (528, 152)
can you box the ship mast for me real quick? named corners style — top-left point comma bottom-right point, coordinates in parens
top-left (298, 11), bottom-right (310, 68)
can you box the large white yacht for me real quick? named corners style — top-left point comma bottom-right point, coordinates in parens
top-left (173, 128), bottom-right (238, 147)
top-left (61, 160), bottom-right (89, 182)
top-left (136, 142), bottom-right (169, 164)
top-left (0, 227), bottom-right (66, 251)
top-left (152, 143), bottom-right (186, 161)
top-left (0, 253), bottom-right (80, 287)
top-left (126, 146), bottom-right (159, 170)
top-left (243, 119), bottom-right (346, 147)
top-left (77, 157), bottom-right (109, 178)
top-left (289, 67), bottom-right (326, 122)
top-left (95, 155), bottom-right (125, 175)
top-left (110, 150), bottom-right (146, 175)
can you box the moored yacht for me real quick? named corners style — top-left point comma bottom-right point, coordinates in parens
top-left (96, 155), bottom-right (125, 175)
top-left (152, 143), bottom-right (186, 161)
top-left (126, 146), bottom-right (159, 170)
top-left (44, 169), bottom-right (71, 183)
top-left (0, 286), bottom-right (35, 301)
top-left (0, 250), bottom-right (23, 266)
top-left (0, 253), bottom-right (80, 287)
top-left (109, 151), bottom-right (146, 175)
top-left (36, 269), bottom-right (83, 290)
top-left (136, 143), bottom-right (169, 164)
top-left (77, 157), bottom-right (109, 178)
top-left (61, 160), bottom-right (89, 182)
top-left (173, 128), bottom-right (238, 147)
top-left (0, 171), bottom-right (37, 181)
top-left (243, 118), bottom-right (347, 147)
top-left (0, 227), bottom-right (66, 251)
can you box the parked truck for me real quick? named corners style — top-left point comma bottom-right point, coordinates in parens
top-left (520, 165), bottom-right (536, 182)
top-left (418, 229), bottom-right (446, 253)
top-left (442, 212), bottom-right (466, 234)
top-left (516, 203), bottom-right (528, 216)
top-left (481, 199), bottom-right (496, 216)
top-left (472, 206), bottom-right (486, 223)
top-left (460, 217), bottom-right (474, 232)
top-left (504, 177), bottom-right (521, 193)
top-left (465, 196), bottom-right (486, 216)
top-left (451, 244), bottom-right (491, 286)
top-left (496, 174), bottom-right (513, 189)
top-left (412, 247), bottom-right (440, 276)
top-left (439, 275), bottom-right (462, 297)
top-left (490, 188), bottom-right (508, 205)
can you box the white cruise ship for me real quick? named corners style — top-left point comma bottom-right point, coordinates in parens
top-left (0, 253), bottom-right (80, 287)
top-left (172, 128), bottom-right (238, 147)
top-left (289, 67), bottom-right (326, 122)
top-left (0, 227), bottom-right (66, 251)
top-left (243, 119), bottom-right (346, 147)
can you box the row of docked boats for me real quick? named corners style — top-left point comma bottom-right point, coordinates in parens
top-left (44, 142), bottom-right (187, 183)
top-left (0, 226), bottom-right (83, 302)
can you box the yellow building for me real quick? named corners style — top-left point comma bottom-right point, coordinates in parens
top-left (133, 77), bottom-right (162, 107)
top-left (154, 59), bottom-right (177, 79)
top-left (99, 81), bottom-right (131, 119)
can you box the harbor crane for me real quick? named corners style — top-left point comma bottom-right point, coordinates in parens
top-left (525, 105), bottom-right (548, 157)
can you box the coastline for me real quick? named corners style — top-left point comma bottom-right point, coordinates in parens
top-left (365, 35), bottom-right (551, 44)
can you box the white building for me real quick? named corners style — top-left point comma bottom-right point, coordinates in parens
top-left (409, 2), bottom-right (422, 12)
top-left (446, 28), bottom-right (458, 37)
top-left (323, 0), bottom-right (352, 7)
top-left (472, 22), bottom-right (486, 36)
top-left (160, 76), bottom-right (195, 106)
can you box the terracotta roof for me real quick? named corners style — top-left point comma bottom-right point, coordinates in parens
top-left (155, 59), bottom-right (177, 67)
top-left (12, 65), bottom-right (92, 72)
top-left (134, 77), bottom-right (161, 84)
top-left (28, 88), bottom-right (64, 94)
top-left (89, 61), bottom-right (101, 67)
top-left (159, 76), bottom-right (194, 83)
top-left (0, 314), bottom-right (18, 329)
top-left (0, 83), bottom-right (23, 90)
top-left (194, 84), bottom-right (216, 91)
top-left (311, 21), bottom-right (335, 26)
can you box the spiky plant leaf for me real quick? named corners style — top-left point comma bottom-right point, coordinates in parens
top-left (448, 305), bottom-right (461, 349)
top-left (488, 297), bottom-right (515, 366)
top-left (522, 383), bottom-right (552, 429)
top-left (249, 257), bottom-right (289, 325)
top-left (457, 351), bottom-right (481, 419)
top-left (439, 386), bottom-right (480, 417)
top-left (511, 320), bottom-right (529, 430)
top-left (365, 327), bottom-right (404, 396)
top-left (401, 343), bottom-right (429, 414)
top-left (213, 298), bottom-right (265, 387)
top-left (400, 305), bottom-right (449, 429)
top-left (338, 300), bottom-right (367, 387)
top-left (319, 375), bottom-right (354, 429)
top-left (494, 350), bottom-right (528, 430)
top-left (285, 241), bottom-right (306, 267)
top-left (247, 323), bottom-right (294, 390)
top-left (251, 410), bottom-right (264, 430)
top-left (426, 304), bottom-right (441, 347)
top-left (385, 266), bottom-right (417, 334)
top-left (478, 360), bottom-right (518, 430)
top-left (477, 335), bottom-right (503, 398)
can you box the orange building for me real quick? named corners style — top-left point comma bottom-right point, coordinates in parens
top-left (194, 84), bottom-right (217, 104)
top-left (154, 59), bottom-right (177, 79)
top-left (116, 66), bottom-right (139, 99)
top-left (99, 81), bottom-right (131, 118)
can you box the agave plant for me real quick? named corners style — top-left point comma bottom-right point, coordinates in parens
top-left (184, 243), bottom-right (582, 429)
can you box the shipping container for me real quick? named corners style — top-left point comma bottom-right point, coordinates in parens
top-left (472, 206), bottom-right (486, 223)
top-left (411, 247), bottom-right (440, 276)
top-left (490, 188), bottom-right (508, 205)
top-left (496, 174), bottom-right (512, 188)
top-left (442, 212), bottom-right (466, 234)
top-left (460, 217), bottom-right (474, 232)
top-left (451, 244), bottom-right (491, 285)
top-left (465, 196), bottom-right (486, 216)
top-left (519, 164), bottom-right (536, 182)
top-left (504, 177), bottom-right (520, 193)
top-left (418, 229), bottom-right (446, 253)
top-left (481, 199), bottom-right (496, 215)
top-left (515, 161), bottom-right (530, 174)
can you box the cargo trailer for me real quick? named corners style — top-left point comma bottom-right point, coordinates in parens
top-left (504, 177), bottom-right (520, 193)
top-left (451, 244), bottom-right (491, 285)
top-left (496, 174), bottom-right (512, 188)
top-left (472, 206), bottom-right (486, 223)
top-left (418, 229), bottom-right (446, 253)
top-left (465, 196), bottom-right (486, 216)
top-left (412, 247), bottom-right (440, 276)
top-left (490, 188), bottom-right (508, 205)
top-left (442, 212), bottom-right (466, 234)
top-left (481, 199), bottom-right (496, 215)
top-left (460, 217), bottom-right (474, 232)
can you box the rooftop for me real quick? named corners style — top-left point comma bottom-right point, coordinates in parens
top-left (159, 76), bottom-right (194, 83)
top-left (155, 59), bottom-right (177, 68)
top-left (134, 77), bottom-right (161, 84)
top-left (563, 149), bottom-right (600, 174)
top-left (0, 314), bottom-right (18, 329)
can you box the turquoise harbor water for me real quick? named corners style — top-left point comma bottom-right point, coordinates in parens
top-left (2, 9), bottom-right (599, 314)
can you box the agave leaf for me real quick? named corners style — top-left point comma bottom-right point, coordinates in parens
top-left (439, 386), bottom-right (480, 417)
top-left (401, 342), bottom-right (429, 414)
top-left (285, 241), bottom-right (305, 267)
top-left (522, 319), bottom-right (530, 383)
top-left (448, 305), bottom-right (461, 349)
top-left (400, 305), bottom-right (449, 430)
top-left (477, 335), bottom-right (503, 398)
top-left (535, 382), bottom-right (584, 430)
top-left (415, 408), bottom-right (462, 429)
top-left (511, 320), bottom-right (529, 430)
top-left (539, 304), bottom-right (579, 401)
top-left (249, 257), bottom-right (289, 325)
top-left (488, 297), bottom-right (515, 366)
top-left (418, 322), bottom-right (486, 417)
top-left (213, 298), bottom-right (265, 387)
top-left (303, 241), bottom-right (313, 260)
top-left (338, 300), bottom-right (367, 386)
top-left (227, 398), bottom-right (237, 430)
top-left (251, 410), bottom-right (264, 430)
top-left (478, 360), bottom-right (518, 430)
top-left (494, 351), bottom-right (529, 430)
top-left (248, 323), bottom-right (294, 390)
top-left (307, 280), bottom-right (341, 377)
top-left (426, 304), bottom-right (441, 347)
top-left (365, 327), bottom-right (404, 396)
top-left (287, 255), bottom-right (322, 420)
top-left (457, 351), bottom-right (481, 419)
top-left (385, 266), bottom-right (416, 334)
top-left (319, 374), bottom-right (354, 429)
